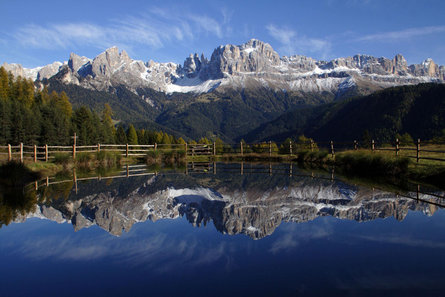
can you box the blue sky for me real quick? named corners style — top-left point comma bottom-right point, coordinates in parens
top-left (1, 0), bottom-right (445, 68)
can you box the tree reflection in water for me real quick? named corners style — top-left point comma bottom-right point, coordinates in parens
top-left (0, 162), bottom-right (39, 227)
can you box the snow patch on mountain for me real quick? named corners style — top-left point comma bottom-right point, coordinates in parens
top-left (2, 39), bottom-right (444, 98)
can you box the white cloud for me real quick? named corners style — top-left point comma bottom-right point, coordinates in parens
top-left (359, 235), bottom-right (445, 248)
top-left (269, 232), bottom-right (299, 254)
top-left (357, 26), bottom-right (445, 42)
top-left (266, 25), bottom-right (295, 45)
top-left (188, 15), bottom-right (223, 38)
top-left (269, 223), bottom-right (332, 254)
top-left (13, 8), bottom-right (227, 51)
top-left (266, 24), bottom-right (331, 59)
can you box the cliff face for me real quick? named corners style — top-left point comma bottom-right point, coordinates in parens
top-left (2, 39), bottom-right (444, 98)
top-left (19, 174), bottom-right (440, 239)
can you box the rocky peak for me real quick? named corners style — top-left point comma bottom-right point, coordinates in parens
top-left (91, 46), bottom-right (132, 78)
top-left (201, 39), bottom-right (281, 80)
top-left (423, 58), bottom-right (439, 77)
top-left (36, 61), bottom-right (63, 80)
top-left (183, 53), bottom-right (202, 78)
top-left (392, 54), bottom-right (408, 74)
top-left (409, 58), bottom-right (440, 78)
top-left (2, 62), bottom-right (26, 78)
top-left (68, 53), bottom-right (91, 73)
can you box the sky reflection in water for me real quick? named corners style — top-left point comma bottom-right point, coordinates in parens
top-left (1, 164), bottom-right (445, 297)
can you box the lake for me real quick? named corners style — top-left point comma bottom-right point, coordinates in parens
top-left (1, 162), bottom-right (445, 297)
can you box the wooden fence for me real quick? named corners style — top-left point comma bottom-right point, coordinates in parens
top-left (28, 162), bottom-right (445, 208)
top-left (0, 143), bottom-right (185, 162)
top-left (2, 138), bottom-right (445, 164)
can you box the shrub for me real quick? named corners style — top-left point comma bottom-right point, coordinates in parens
top-left (96, 150), bottom-right (106, 162)
top-left (96, 151), bottom-right (122, 166)
top-left (146, 150), bottom-right (161, 164)
top-left (163, 150), bottom-right (186, 165)
top-left (76, 152), bottom-right (92, 163)
top-left (99, 151), bottom-right (122, 166)
top-left (53, 153), bottom-right (71, 167)
top-left (335, 151), bottom-right (410, 177)
top-left (296, 149), bottom-right (328, 164)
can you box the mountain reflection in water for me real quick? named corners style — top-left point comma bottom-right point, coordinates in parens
top-left (12, 163), bottom-right (444, 239)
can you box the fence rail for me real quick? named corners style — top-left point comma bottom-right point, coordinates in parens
top-left (2, 137), bottom-right (445, 164)
top-left (28, 163), bottom-right (445, 208)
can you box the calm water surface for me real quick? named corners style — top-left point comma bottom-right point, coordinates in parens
top-left (1, 163), bottom-right (445, 297)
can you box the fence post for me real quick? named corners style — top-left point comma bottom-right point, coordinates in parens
top-left (354, 140), bottom-right (358, 150)
top-left (416, 138), bottom-right (420, 163)
top-left (330, 140), bottom-right (335, 158)
top-left (310, 140), bottom-right (314, 152)
top-left (269, 141), bottom-right (272, 157)
top-left (73, 169), bottom-right (77, 194)
top-left (126, 143), bottom-right (129, 157)
top-left (154, 143), bottom-right (157, 151)
top-left (97, 144), bottom-right (101, 152)
top-left (371, 140), bottom-right (375, 152)
top-left (20, 143), bottom-right (23, 163)
top-left (8, 144), bottom-right (11, 161)
top-left (185, 143), bottom-right (187, 156)
top-left (34, 145), bottom-right (37, 162)
top-left (72, 132), bottom-right (77, 160)
top-left (213, 142), bottom-right (216, 156)
top-left (395, 138), bottom-right (399, 156)
top-left (240, 141), bottom-right (243, 156)
top-left (289, 140), bottom-right (292, 155)
top-left (45, 144), bottom-right (48, 162)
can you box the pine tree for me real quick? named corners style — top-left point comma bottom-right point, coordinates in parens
top-left (115, 126), bottom-right (127, 144)
top-left (0, 67), bottom-right (10, 101)
top-left (136, 129), bottom-right (146, 144)
top-left (127, 124), bottom-right (138, 145)
top-left (101, 103), bottom-right (115, 143)
top-left (0, 99), bottom-right (11, 144)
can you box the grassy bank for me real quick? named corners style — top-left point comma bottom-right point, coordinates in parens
top-left (4, 147), bottom-right (445, 190)
top-left (185, 149), bottom-right (445, 188)
top-left (145, 149), bottom-right (186, 165)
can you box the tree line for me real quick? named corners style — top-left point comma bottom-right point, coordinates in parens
top-left (0, 67), bottom-right (182, 146)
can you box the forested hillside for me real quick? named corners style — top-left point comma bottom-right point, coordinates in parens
top-left (47, 75), bottom-right (334, 143)
top-left (0, 67), bottom-right (183, 146)
top-left (244, 83), bottom-right (445, 143)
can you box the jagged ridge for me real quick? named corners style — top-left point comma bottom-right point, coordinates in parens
top-left (2, 39), bottom-right (444, 98)
top-left (19, 174), bottom-right (441, 239)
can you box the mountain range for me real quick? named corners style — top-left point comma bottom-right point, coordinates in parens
top-left (2, 39), bottom-right (445, 142)
top-left (17, 170), bottom-right (441, 239)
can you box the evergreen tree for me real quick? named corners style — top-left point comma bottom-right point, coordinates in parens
top-left (116, 126), bottom-right (127, 144)
top-left (0, 67), bottom-right (9, 101)
top-left (101, 103), bottom-right (115, 143)
top-left (127, 124), bottom-right (138, 145)
top-left (136, 129), bottom-right (146, 144)
top-left (72, 106), bottom-right (95, 145)
top-left (0, 99), bottom-right (11, 144)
